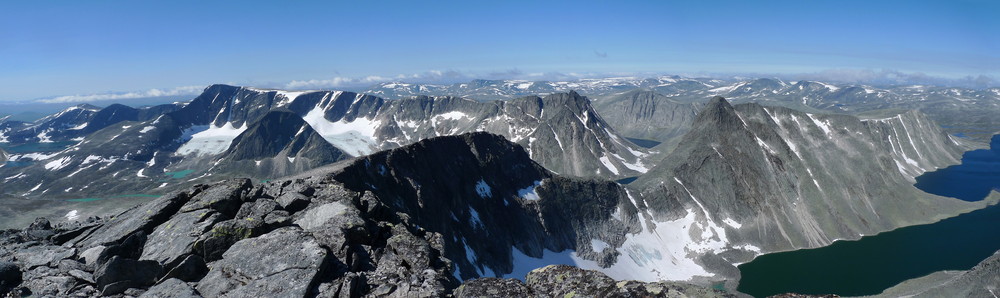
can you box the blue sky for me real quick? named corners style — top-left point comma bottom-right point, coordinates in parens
top-left (0, 0), bottom-right (996, 102)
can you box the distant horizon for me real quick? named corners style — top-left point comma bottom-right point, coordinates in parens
top-left (4, 70), bottom-right (995, 106)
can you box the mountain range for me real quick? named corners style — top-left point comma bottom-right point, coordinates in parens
top-left (1, 77), bottom-right (998, 296)
top-left (362, 77), bottom-right (1000, 142)
top-left (0, 85), bottom-right (648, 213)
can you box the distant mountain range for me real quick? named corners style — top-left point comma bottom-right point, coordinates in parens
top-left (362, 77), bottom-right (1000, 142)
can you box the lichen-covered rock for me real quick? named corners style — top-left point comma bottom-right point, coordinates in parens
top-left (11, 245), bottom-right (75, 269)
top-left (75, 189), bottom-right (195, 249)
top-left (94, 256), bottom-right (164, 295)
top-left (525, 265), bottom-right (615, 297)
top-left (457, 266), bottom-right (735, 298)
top-left (0, 261), bottom-right (21, 293)
top-left (277, 191), bottom-right (311, 213)
top-left (160, 254), bottom-right (208, 282)
top-left (294, 201), bottom-right (368, 263)
top-left (454, 278), bottom-right (533, 298)
top-left (192, 217), bottom-right (267, 262)
top-left (141, 210), bottom-right (221, 268)
top-left (235, 198), bottom-right (280, 220)
top-left (179, 179), bottom-right (253, 217)
top-left (195, 226), bottom-right (327, 297)
top-left (21, 217), bottom-right (54, 241)
top-left (139, 278), bottom-right (201, 298)
top-left (611, 280), bottom-right (737, 297)
top-left (364, 226), bottom-right (454, 297)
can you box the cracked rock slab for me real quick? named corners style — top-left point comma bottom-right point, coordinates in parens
top-left (195, 226), bottom-right (327, 297)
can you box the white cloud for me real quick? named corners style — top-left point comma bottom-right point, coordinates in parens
top-left (284, 70), bottom-right (475, 89)
top-left (284, 76), bottom-right (391, 89)
top-left (36, 85), bottom-right (204, 104)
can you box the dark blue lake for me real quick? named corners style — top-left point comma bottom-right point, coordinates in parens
top-left (914, 135), bottom-right (1000, 202)
top-left (737, 134), bottom-right (1000, 297)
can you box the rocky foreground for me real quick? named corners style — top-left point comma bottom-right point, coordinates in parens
top-left (0, 133), bottom-right (728, 297)
top-left (0, 180), bottom-right (727, 297)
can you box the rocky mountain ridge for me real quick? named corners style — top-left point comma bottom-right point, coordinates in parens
top-left (633, 97), bottom-right (987, 256)
top-left (363, 77), bottom-right (1000, 142)
top-left (0, 85), bottom-right (648, 204)
top-left (0, 132), bottom-right (724, 297)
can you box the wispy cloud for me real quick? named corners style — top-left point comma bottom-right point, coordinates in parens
top-left (285, 70), bottom-right (470, 89)
top-left (36, 85), bottom-right (205, 104)
top-left (594, 50), bottom-right (608, 58)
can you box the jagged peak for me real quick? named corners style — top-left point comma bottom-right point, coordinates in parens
top-left (690, 96), bottom-right (744, 132)
top-left (706, 96), bottom-right (732, 109)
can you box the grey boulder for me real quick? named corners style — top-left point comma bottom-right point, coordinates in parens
top-left (195, 226), bottom-right (327, 297)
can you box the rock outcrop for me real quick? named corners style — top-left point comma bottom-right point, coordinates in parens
top-left (592, 89), bottom-right (702, 152)
top-left (874, 250), bottom-right (1000, 298)
top-left (455, 265), bottom-right (734, 298)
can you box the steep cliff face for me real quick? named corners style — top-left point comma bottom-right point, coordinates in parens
top-left (634, 97), bottom-right (985, 257)
top-left (329, 132), bottom-right (638, 280)
top-left (592, 89), bottom-right (702, 152)
top-left (213, 110), bottom-right (349, 179)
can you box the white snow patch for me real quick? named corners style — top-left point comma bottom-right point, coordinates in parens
top-left (65, 210), bottom-right (79, 221)
top-left (70, 123), bottom-right (88, 130)
top-left (507, 247), bottom-right (600, 281)
top-left (302, 107), bottom-right (381, 156)
top-left (14, 152), bottom-right (57, 161)
top-left (469, 207), bottom-right (483, 228)
top-left (275, 90), bottom-right (308, 106)
top-left (598, 155), bottom-right (620, 175)
top-left (517, 180), bottom-right (543, 201)
top-left (24, 183), bottom-right (43, 195)
top-left (176, 123), bottom-right (247, 156)
top-left (818, 82), bottom-right (840, 91)
top-left (475, 179), bottom-right (492, 198)
top-left (434, 111), bottom-right (470, 121)
top-left (139, 126), bottom-right (155, 133)
top-left (807, 114), bottom-right (833, 136)
top-left (723, 218), bottom-right (742, 229)
top-left (37, 130), bottom-right (53, 143)
top-left (612, 153), bottom-right (649, 173)
top-left (44, 157), bottom-right (72, 171)
top-left (591, 239), bottom-right (609, 252)
top-left (506, 206), bottom-right (756, 282)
